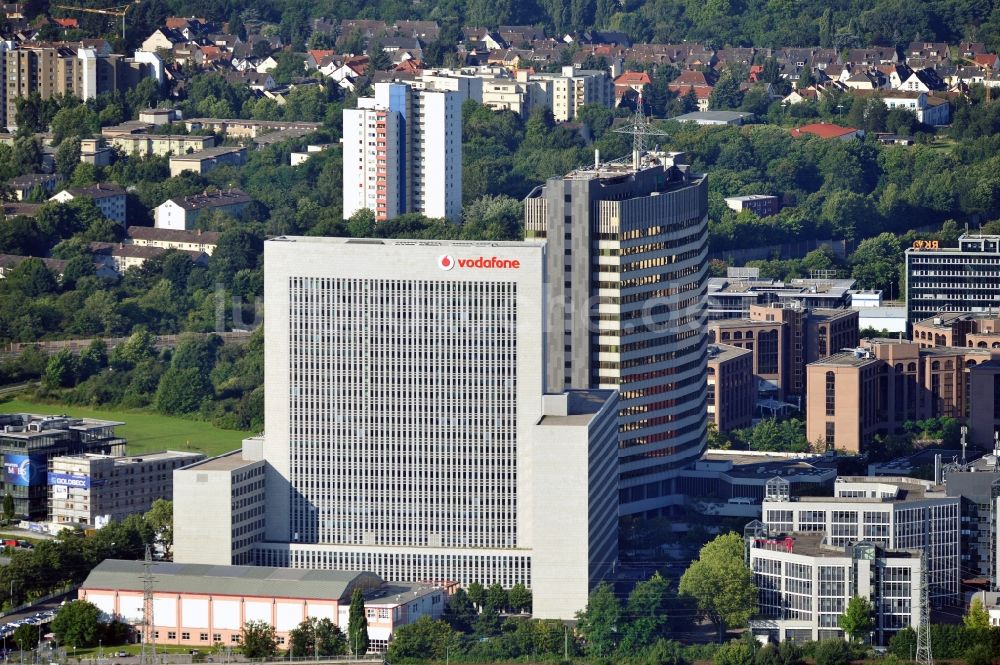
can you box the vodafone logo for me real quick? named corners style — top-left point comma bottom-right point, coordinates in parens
top-left (437, 256), bottom-right (521, 270)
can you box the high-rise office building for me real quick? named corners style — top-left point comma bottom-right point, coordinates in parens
top-left (906, 234), bottom-right (1000, 322)
top-left (174, 237), bottom-right (620, 619)
top-left (343, 82), bottom-right (462, 222)
top-left (524, 151), bottom-right (709, 517)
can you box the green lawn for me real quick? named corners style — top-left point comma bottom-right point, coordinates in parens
top-left (0, 398), bottom-right (245, 458)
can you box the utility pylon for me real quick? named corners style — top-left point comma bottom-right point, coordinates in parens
top-left (914, 549), bottom-right (933, 665)
top-left (139, 545), bottom-right (156, 665)
top-left (612, 94), bottom-right (670, 169)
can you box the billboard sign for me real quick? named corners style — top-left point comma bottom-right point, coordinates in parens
top-left (47, 472), bottom-right (91, 489)
top-left (3, 455), bottom-right (46, 487)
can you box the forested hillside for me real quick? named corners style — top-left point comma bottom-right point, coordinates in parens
top-left (28, 0), bottom-right (1000, 52)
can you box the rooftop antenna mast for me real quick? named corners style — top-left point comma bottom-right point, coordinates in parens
top-left (613, 93), bottom-right (670, 170)
top-left (139, 545), bottom-right (156, 665)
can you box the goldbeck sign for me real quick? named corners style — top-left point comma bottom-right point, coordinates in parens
top-left (438, 254), bottom-right (521, 270)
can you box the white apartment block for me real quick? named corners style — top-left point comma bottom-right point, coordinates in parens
top-left (173, 238), bottom-right (621, 620)
top-left (748, 532), bottom-right (922, 645)
top-left (762, 477), bottom-right (960, 606)
top-left (342, 82), bottom-right (461, 222)
top-left (523, 66), bottom-right (614, 122)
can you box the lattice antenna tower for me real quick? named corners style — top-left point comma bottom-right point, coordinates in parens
top-left (139, 545), bottom-right (156, 665)
top-left (914, 548), bottom-right (933, 665)
top-left (612, 94), bottom-right (670, 170)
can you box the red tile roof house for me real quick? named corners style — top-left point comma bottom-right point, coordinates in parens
top-left (789, 122), bottom-right (863, 140)
top-left (614, 71), bottom-right (652, 105)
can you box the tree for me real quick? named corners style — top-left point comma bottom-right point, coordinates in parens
top-left (270, 50), bottom-right (305, 85)
top-left (367, 40), bottom-right (392, 71)
top-left (850, 232), bottom-right (903, 294)
top-left (443, 588), bottom-right (477, 632)
top-left (710, 66), bottom-right (747, 110)
top-left (507, 583), bottom-right (532, 613)
top-left (714, 635), bottom-right (757, 665)
top-left (813, 639), bottom-right (850, 665)
top-left (575, 582), bottom-right (620, 657)
top-left (211, 229), bottom-right (263, 287)
top-left (52, 600), bottom-right (101, 647)
top-left (965, 644), bottom-right (994, 665)
top-left (12, 623), bottom-right (38, 651)
top-left (485, 583), bottom-right (508, 612)
top-left (621, 572), bottom-right (674, 650)
top-left (144, 499), bottom-right (173, 558)
top-left (4, 258), bottom-right (58, 297)
top-left (44, 349), bottom-right (78, 389)
top-left (56, 137), bottom-right (81, 178)
top-left (154, 366), bottom-right (212, 414)
top-left (964, 596), bottom-right (990, 629)
top-left (679, 532), bottom-right (757, 641)
top-left (386, 616), bottom-right (457, 661)
top-left (839, 596), bottom-right (874, 642)
top-left (239, 620), bottom-right (277, 658)
top-left (347, 587), bottom-right (369, 656)
top-left (2, 493), bottom-right (14, 522)
top-left (467, 582), bottom-right (486, 610)
top-left (288, 617), bottom-right (346, 657)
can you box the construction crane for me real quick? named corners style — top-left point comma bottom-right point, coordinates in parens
top-left (53, 1), bottom-right (141, 40)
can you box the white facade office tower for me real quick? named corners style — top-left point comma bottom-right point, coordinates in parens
top-left (525, 152), bottom-right (709, 517)
top-left (761, 477), bottom-right (960, 606)
top-left (748, 533), bottom-right (922, 645)
top-left (343, 82), bottom-right (462, 222)
top-left (174, 237), bottom-right (620, 620)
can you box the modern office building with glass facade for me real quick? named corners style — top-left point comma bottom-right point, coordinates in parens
top-left (761, 477), bottom-right (959, 606)
top-left (524, 151), bottom-right (709, 517)
top-left (748, 531), bottom-right (922, 645)
top-left (906, 234), bottom-right (1000, 322)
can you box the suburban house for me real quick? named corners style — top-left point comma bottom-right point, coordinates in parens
top-left (881, 91), bottom-right (952, 125)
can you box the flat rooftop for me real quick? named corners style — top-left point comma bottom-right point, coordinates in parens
top-left (180, 450), bottom-right (257, 471)
top-left (170, 146), bottom-right (246, 160)
top-left (54, 450), bottom-right (202, 464)
top-left (699, 449), bottom-right (838, 479)
top-left (707, 343), bottom-right (751, 362)
top-left (708, 277), bottom-right (855, 297)
top-left (269, 237), bottom-right (545, 249)
top-left (810, 351), bottom-right (880, 367)
top-left (537, 389), bottom-right (615, 426)
top-left (752, 532), bottom-right (919, 559)
top-left (0, 413), bottom-right (123, 437)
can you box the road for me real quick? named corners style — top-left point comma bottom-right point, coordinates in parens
top-left (0, 590), bottom-right (75, 626)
